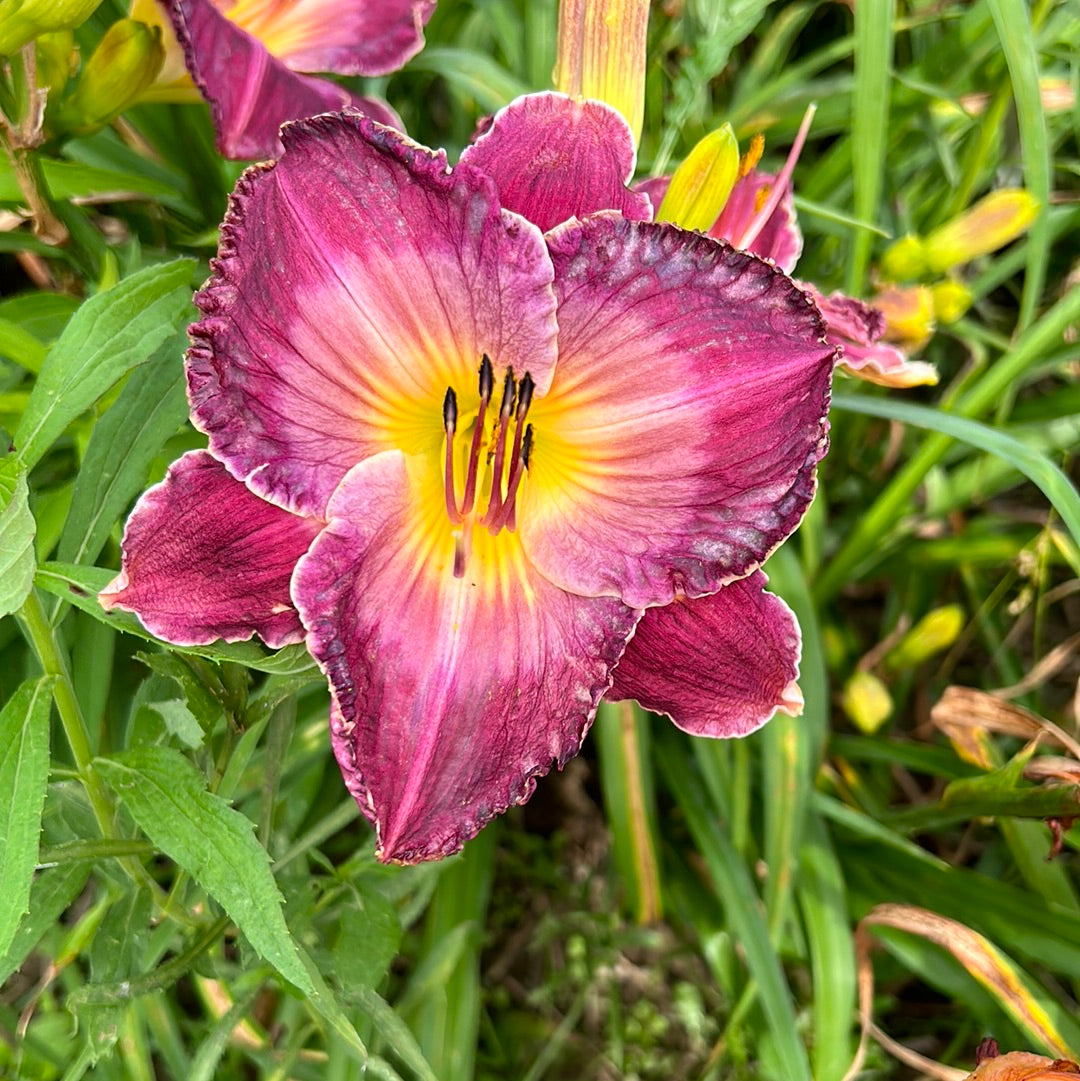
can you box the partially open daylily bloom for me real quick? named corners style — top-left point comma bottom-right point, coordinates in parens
top-left (146, 0), bottom-right (433, 157)
top-left (101, 96), bottom-right (835, 862)
top-left (640, 118), bottom-right (939, 389)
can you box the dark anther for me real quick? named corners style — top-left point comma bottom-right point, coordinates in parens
top-left (521, 424), bottom-right (534, 468)
top-left (478, 354), bottom-right (494, 400)
top-left (498, 367), bottom-right (516, 418)
top-left (516, 373), bottom-right (535, 419)
top-left (442, 387), bottom-right (458, 432)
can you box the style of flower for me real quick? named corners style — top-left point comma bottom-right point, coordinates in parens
top-left (144, 0), bottom-right (434, 158)
top-left (640, 115), bottom-right (939, 389)
top-left (101, 94), bottom-right (835, 862)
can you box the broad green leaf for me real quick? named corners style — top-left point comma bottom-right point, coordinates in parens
top-left (57, 330), bottom-right (189, 568)
top-left (0, 317), bottom-right (48, 373)
top-left (94, 745), bottom-right (313, 993)
top-left (0, 458), bottom-right (36, 618)
top-left (0, 863), bottom-right (90, 985)
top-left (14, 260), bottom-right (195, 471)
top-left (329, 887), bottom-right (402, 993)
top-left (35, 562), bottom-right (318, 676)
top-left (0, 157), bottom-right (179, 204)
top-left (0, 676), bottom-right (56, 959)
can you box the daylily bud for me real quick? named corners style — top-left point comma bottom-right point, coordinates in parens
top-left (922, 189), bottom-right (1039, 273)
top-left (840, 670), bottom-right (893, 734)
top-left (35, 30), bottom-right (76, 101)
top-left (885, 605), bottom-right (964, 670)
top-left (553, 0), bottom-right (649, 144)
top-left (873, 284), bottom-right (935, 346)
top-left (657, 124), bottom-right (740, 232)
top-left (57, 18), bottom-right (164, 136)
top-left (931, 279), bottom-right (972, 324)
top-left (880, 233), bottom-right (929, 281)
top-left (127, 0), bottom-right (197, 100)
top-left (0, 0), bottom-right (101, 55)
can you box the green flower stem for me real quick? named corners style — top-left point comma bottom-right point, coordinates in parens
top-left (816, 283), bottom-right (1080, 601)
top-left (595, 700), bottom-right (663, 924)
top-left (17, 588), bottom-right (169, 909)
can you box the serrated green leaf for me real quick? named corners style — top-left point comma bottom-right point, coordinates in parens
top-left (330, 887), bottom-right (402, 993)
top-left (0, 457), bottom-right (35, 617)
top-left (14, 260), bottom-right (195, 471)
top-left (94, 745), bottom-right (313, 993)
top-left (0, 676), bottom-right (56, 960)
top-left (57, 331), bottom-right (189, 568)
top-left (146, 700), bottom-right (204, 749)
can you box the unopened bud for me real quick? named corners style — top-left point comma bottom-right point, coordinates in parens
top-left (35, 30), bottom-right (76, 101)
top-left (922, 190), bottom-right (1039, 273)
top-left (840, 670), bottom-right (893, 734)
top-left (0, 0), bottom-right (101, 54)
top-left (553, 0), bottom-right (649, 144)
top-left (57, 19), bottom-right (164, 135)
top-left (886, 605), bottom-right (964, 670)
top-left (657, 124), bottom-right (740, 232)
top-left (931, 279), bottom-right (972, 324)
top-left (873, 284), bottom-right (935, 346)
top-left (880, 234), bottom-right (929, 281)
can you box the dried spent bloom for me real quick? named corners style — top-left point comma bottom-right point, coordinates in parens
top-left (966, 1047), bottom-right (1080, 1080)
top-left (149, 0), bottom-right (434, 157)
top-left (102, 95), bottom-right (835, 862)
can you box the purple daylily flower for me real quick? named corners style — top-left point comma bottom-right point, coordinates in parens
top-left (101, 94), bottom-right (835, 863)
top-left (160, 0), bottom-right (434, 158)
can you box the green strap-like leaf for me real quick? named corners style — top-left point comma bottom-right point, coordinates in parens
top-left (14, 259), bottom-right (194, 471)
top-left (0, 676), bottom-right (56, 959)
top-left (94, 745), bottom-right (314, 994)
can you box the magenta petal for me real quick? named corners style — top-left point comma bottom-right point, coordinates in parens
top-left (188, 111), bottom-right (558, 518)
top-left (99, 451), bottom-right (322, 647)
top-left (609, 571), bottom-right (802, 737)
top-left (520, 215), bottom-right (835, 609)
top-left (459, 93), bottom-right (653, 233)
top-left (240, 0), bottom-right (435, 76)
top-left (712, 171), bottom-right (803, 273)
top-left (166, 0), bottom-right (356, 159)
top-left (292, 451), bottom-right (639, 863)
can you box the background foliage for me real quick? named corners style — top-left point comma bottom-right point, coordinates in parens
top-left (1, 0), bottom-right (1079, 1078)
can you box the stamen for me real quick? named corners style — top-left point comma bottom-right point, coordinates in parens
top-left (490, 424), bottom-right (533, 534)
top-left (484, 368), bottom-right (517, 524)
top-left (442, 387), bottom-right (460, 524)
top-left (737, 102), bottom-right (816, 252)
top-left (460, 356), bottom-right (493, 518)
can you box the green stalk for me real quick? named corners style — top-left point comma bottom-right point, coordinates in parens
top-left (594, 700), bottom-right (663, 923)
top-left (816, 284), bottom-right (1080, 600)
top-left (17, 588), bottom-right (168, 909)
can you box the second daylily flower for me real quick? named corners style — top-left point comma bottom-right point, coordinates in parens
top-left (101, 95), bottom-right (835, 862)
top-left (139, 0), bottom-right (434, 157)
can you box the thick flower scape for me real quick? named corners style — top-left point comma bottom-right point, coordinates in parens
top-left (101, 94), bottom-right (836, 862)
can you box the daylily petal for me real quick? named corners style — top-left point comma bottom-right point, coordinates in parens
top-left (608, 571), bottom-right (802, 737)
top-left (100, 451), bottom-right (322, 647)
top-left (165, 0), bottom-right (370, 159)
top-left (459, 92), bottom-right (652, 233)
top-left (213, 0), bottom-right (434, 76)
top-left (809, 288), bottom-right (939, 388)
top-left (519, 214), bottom-right (834, 610)
top-left (712, 170), bottom-right (803, 273)
top-left (291, 450), bottom-right (639, 863)
top-left (188, 111), bottom-right (559, 518)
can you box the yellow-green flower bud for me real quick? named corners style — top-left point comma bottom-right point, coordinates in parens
top-left (553, 0), bottom-right (649, 144)
top-left (656, 124), bottom-right (740, 233)
top-left (930, 279), bottom-right (972, 324)
top-left (840, 670), bottom-right (893, 734)
top-left (873, 284), bottom-right (935, 346)
top-left (57, 18), bottom-right (164, 136)
top-left (922, 190), bottom-right (1038, 274)
top-left (35, 30), bottom-right (76, 102)
top-left (885, 605), bottom-right (964, 670)
top-left (879, 233), bottom-right (929, 282)
top-left (0, 0), bottom-right (101, 55)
